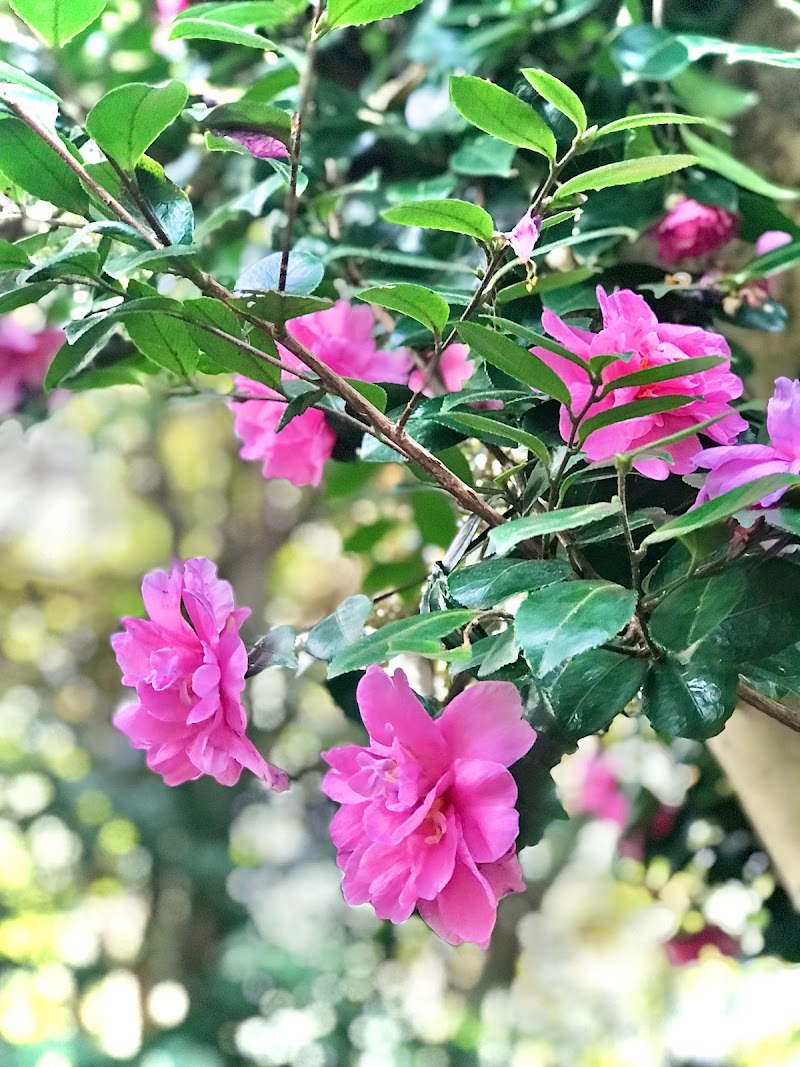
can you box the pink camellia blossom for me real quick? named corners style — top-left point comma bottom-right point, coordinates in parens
top-left (232, 300), bottom-right (412, 486)
top-left (576, 753), bottom-right (629, 827)
top-left (111, 557), bottom-right (289, 790)
top-left (156, 0), bottom-right (188, 22)
top-left (753, 230), bottom-right (793, 296)
top-left (216, 130), bottom-right (289, 160)
top-left (321, 666), bottom-right (536, 948)
top-left (531, 286), bottom-right (747, 479)
top-left (0, 316), bottom-right (64, 416)
top-left (694, 377), bottom-right (800, 508)
top-left (664, 925), bottom-right (739, 966)
top-left (408, 343), bottom-right (474, 396)
top-left (650, 197), bottom-right (739, 264)
top-left (502, 208), bottom-right (542, 264)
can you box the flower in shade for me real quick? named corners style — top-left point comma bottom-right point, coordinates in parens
top-left (753, 230), bottom-right (793, 296)
top-left (0, 316), bottom-right (64, 416)
top-left (664, 925), bottom-right (739, 966)
top-left (216, 130), bottom-right (289, 160)
top-left (575, 751), bottom-right (629, 827)
top-left (111, 557), bottom-right (289, 790)
top-left (232, 300), bottom-right (413, 486)
top-left (408, 343), bottom-right (474, 396)
top-left (650, 197), bottom-right (739, 264)
top-left (502, 208), bottom-right (542, 264)
top-left (321, 666), bottom-right (536, 948)
top-left (531, 286), bottom-right (747, 479)
top-left (694, 377), bottom-right (800, 508)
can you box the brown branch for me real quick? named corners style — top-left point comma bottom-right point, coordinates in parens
top-left (738, 680), bottom-right (800, 735)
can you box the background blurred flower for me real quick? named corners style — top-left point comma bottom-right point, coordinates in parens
top-left (665, 926), bottom-right (740, 966)
top-left (216, 130), bottom-right (290, 159)
top-left (694, 376), bottom-right (800, 507)
top-left (532, 287), bottom-right (747, 478)
top-left (0, 316), bottom-right (64, 416)
top-left (650, 198), bottom-right (739, 264)
top-left (576, 752), bottom-right (629, 827)
top-left (112, 557), bottom-right (289, 789)
top-left (322, 667), bottom-right (535, 948)
top-left (408, 343), bottom-right (474, 395)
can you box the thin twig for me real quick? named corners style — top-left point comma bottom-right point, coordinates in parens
top-left (397, 331), bottom-right (442, 430)
top-left (738, 680), bottom-right (800, 734)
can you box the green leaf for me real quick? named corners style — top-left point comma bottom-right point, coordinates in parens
top-left (599, 356), bottom-right (726, 396)
top-left (275, 386), bottom-right (326, 432)
top-left (306, 594), bottom-right (374, 661)
top-left (596, 113), bottom-right (709, 138)
top-left (735, 238), bottom-right (800, 284)
top-left (433, 412), bottom-right (550, 465)
top-left (236, 251), bottom-right (324, 296)
top-left (497, 267), bottom-right (596, 304)
top-left (641, 655), bottom-right (738, 739)
top-left (183, 298), bottom-right (280, 388)
top-left (43, 318), bottom-right (115, 390)
top-left (515, 580), bottom-right (637, 676)
top-left (649, 561), bottom-right (800, 664)
top-left (176, 1), bottom-right (305, 29)
top-left (615, 413), bottom-right (729, 467)
top-left (0, 240), bottom-right (31, 271)
top-left (86, 81), bottom-right (188, 172)
top-left (520, 68), bottom-right (587, 135)
top-left (0, 61), bottom-right (60, 102)
top-left (0, 118), bottom-right (89, 216)
top-left (577, 395), bottom-right (694, 444)
top-left (9, 0), bottom-right (106, 46)
top-left (456, 322), bottom-right (571, 405)
top-left (245, 625), bottom-right (298, 676)
top-left (611, 24), bottom-right (691, 81)
top-left (135, 157), bottom-right (194, 245)
top-left (641, 475), bottom-right (800, 546)
top-left (478, 627), bottom-right (521, 678)
top-left (481, 316), bottom-right (588, 369)
top-left (230, 292), bottom-right (333, 324)
top-left (448, 559), bottom-right (570, 610)
top-left (450, 75), bottom-right (557, 160)
top-left (672, 67), bottom-right (758, 123)
top-left (382, 199), bottom-right (494, 242)
top-left (356, 284), bottom-right (449, 336)
top-left (124, 312), bottom-right (199, 376)
top-left (489, 501), bottom-right (623, 555)
top-left (169, 18), bottom-right (278, 48)
top-left (0, 281), bottom-right (56, 315)
top-left (198, 100), bottom-right (291, 145)
top-left (544, 648), bottom-right (648, 738)
top-left (450, 135), bottom-right (517, 177)
top-left (681, 128), bottom-right (800, 200)
top-left (325, 0), bottom-right (425, 29)
top-left (327, 609), bottom-right (476, 678)
top-left (554, 154), bottom-right (696, 200)
top-left (678, 34), bottom-right (800, 70)
top-left (344, 379), bottom-right (387, 414)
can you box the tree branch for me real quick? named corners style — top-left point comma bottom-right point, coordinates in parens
top-left (738, 680), bottom-right (800, 735)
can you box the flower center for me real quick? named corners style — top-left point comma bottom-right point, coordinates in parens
top-left (423, 797), bottom-right (448, 845)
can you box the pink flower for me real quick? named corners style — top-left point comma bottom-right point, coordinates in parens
top-left (321, 666), bottom-right (536, 948)
top-left (502, 208), bottom-right (542, 264)
top-left (111, 557), bottom-right (289, 790)
top-left (217, 130), bottom-right (289, 160)
top-left (664, 925), bottom-right (739, 966)
top-left (753, 230), bottom-right (793, 296)
top-left (232, 300), bottom-right (412, 486)
top-left (532, 286), bottom-right (747, 479)
top-left (156, 0), bottom-right (188, 22)
top-left (0, 316), bottom-right (64, 416)
top-left (694, 376), bottom-right (800, 508)
top-left (650, 198), bottom-right (739, 264)
top-left (408, 343), bottom-right (474, 396)
top-left (576, 753), bottom-right (629, 827)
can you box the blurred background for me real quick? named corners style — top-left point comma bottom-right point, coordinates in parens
top-left (4, 0), bottom-right (800, 1064)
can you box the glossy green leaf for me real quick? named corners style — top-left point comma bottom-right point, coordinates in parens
top-left (448, 559), bottom-right (570, 610)
top-left (230, 293), bottom-right (333, 323)
top-left (434, 412), bottom-right (550, 464)
top-left (135, 157), bottom-right (194, 245)
top-left (681, 127), bottom-right (800, 200)
top-left (169, 18), bottom-right (278, 48)
top-left (0, 118), bottom-right (89, 216)
top-left (382, 199), bottom-right (494, 242)
top-left (325, 0), bottom-right (424, 28)
top-left (86, 81), bottom-right (188, 172)
top-left (43, 318), bottom-right (116, 390)
top-left (497, 267), bottom-right (596, 304)
top-left (328, 609), bottom-right (476, 678)
top-left (544, 648), bottom-right (648, 737)
top-left (450, 75), bottom-right (557, 160)
top-left (450, 135), bottom-right (517, 177)
top-left (489, 501), bottom-right (623, 556)
top-left (124, 312), bottom-right (199, 376)
top-left (642, 475), bottom-right (800, 546)
top-left (0, 240), bottom-right (31, 271)
top-left (481, 316), bottom-right (588, 369)
top-left (236, 252), bottom-right (324, 296)
top-left (306, 595), bottom-right (374, 661)
top-left (641, 655), bottom-right (738, 739)
top-left (456, 322), bottom-right (571, 405)
top-left (183, 298), bottom-right (280, 388)
top-left (554, 154), bottom-right (696, 200)
top-left (516, 580), bottom-right (637, 676)
top-left (520, 68), bottom-right (587, 134)
top-left (245, 625), bottom-right (298, 676)
top-left (199, 100), bottom-right (291, 144)
top-left (9, 0), bottom-right (106, 46)
top-left (596, 112), bottom-right (708, 138)
top-left (0, 61), bottom-right (60, 102)
top-left (599, 356), bottom-right (726, 397)
top-left (175, 1), bottom-right (305, 28)
top-left (578, 395), bottom-right (694, 444)
top-left (678, 34), bottom-right (800, 70)
top-left (735, 239), bottom-right (800, 283)
top-left (357, 284), bottom-right (449, 335)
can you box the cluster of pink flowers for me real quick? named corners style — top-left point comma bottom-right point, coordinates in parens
top-left (232, 300), bottom-right (478, 487)
top-left (0, 316), bottom-right (64, 416)
top-left (650, 197), bottom-right (739, 264)
top-left (112, 557), bottom-right (289, 790)
top-left (322, 667), bottom-right (536, 947)
top-left (694, 376), bottom-right (800, 508)
top-left (532, 286), bottom-right (747, 479)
